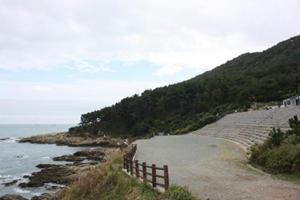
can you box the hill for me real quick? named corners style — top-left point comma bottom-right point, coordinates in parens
top-left (69, 35), bottom-right (300, 137)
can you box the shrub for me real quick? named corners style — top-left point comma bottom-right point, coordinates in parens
top-left (250, 116), bottom-right (300, 175)
top-left (162, 185), bottom-right (200, 200)
top-left (269, 128), bottom-right (285, 146)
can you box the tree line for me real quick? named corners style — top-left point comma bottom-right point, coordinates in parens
top-left (69, 35), bottom-right (300, 138)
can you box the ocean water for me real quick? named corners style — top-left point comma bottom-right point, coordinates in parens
top-left (0, 124), bottom-right (89, 199)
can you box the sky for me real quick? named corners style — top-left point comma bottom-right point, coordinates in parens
top-left (0, 0), bottom-right (300, 124)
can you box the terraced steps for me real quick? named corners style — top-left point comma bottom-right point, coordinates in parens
top-left (192, 106), bottom-right (300, 151)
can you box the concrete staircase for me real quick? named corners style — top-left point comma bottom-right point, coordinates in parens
top-left (192, 106), bottom-right (300, 151)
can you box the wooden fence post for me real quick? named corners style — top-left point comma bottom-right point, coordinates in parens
top-left (123, 156), bottom-right (126, 169)
top-left (126, 158), bottom-right (130, 172)
top-left (130, 160), bottom-right (134, 175)
top-left (163, 165), bottom-right (169, 190)
top-left (135, 160), bottom-right (139, 177)
top-left (142, 162), bottom-right (147, 180)
top-left (152, 164), bottom-right (156, 188)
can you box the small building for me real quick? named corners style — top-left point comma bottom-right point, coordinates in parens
top-left (283, 96), bottom-right (300, 107)
top-left (158, 132), bottom-right (164, 136)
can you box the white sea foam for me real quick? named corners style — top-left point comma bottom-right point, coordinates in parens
top-left (41, 156), bottom-right (51, 160)
top-left (44, 182), bottom-right (65, 190)
top-left (0, 175), bottom-right (11, 179)
top-left (14, 188), bottom-right (30, 194)
top-left (4, 137), bottom-right (17, 143)
top-left (33, 193), bottom-right (41, 196)
top-left (89, 147), bottom-right (102, 150)
top-left (0, 175), bottom-right (11, 183)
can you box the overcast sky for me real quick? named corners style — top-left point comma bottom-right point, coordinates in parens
top-left (0, 0), bottom-right (300, 124)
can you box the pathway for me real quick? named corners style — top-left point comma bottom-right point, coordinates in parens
top-left (134, 135), bottom-right (300, 200)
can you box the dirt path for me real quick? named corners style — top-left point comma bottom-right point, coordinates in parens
top-left (134, 135), bottom-right (300, 200)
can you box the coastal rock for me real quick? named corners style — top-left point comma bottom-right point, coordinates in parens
top-left (52, 155), bottom-right (84, 162)
top-left (18, 132), bottom-right (121, 147)
top-left (19, 149), bottom-right (116, 188)
top-left (35, 164), bottom-right (56, 169)
top-left (73, 150), bottom-right (105, 162)
top-left (19, 165), bottom-right (76, 188)
top-left (51, 149), bottom-right (106, 164)
top-left (0, 137), bottom-right (9, 141)
top-left (19, 133), bottom-right (120, 195)
top-left (0, 195), bottom-right (28, 200)
top-left (30, 193), bottom-right (52, 200)
top-left (2, 180), bottom-right (18, 186)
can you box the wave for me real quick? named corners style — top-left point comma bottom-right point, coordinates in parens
top-left (14, 188), bottom-right (31, 194)
top-left (0, 175), bottom-right (12, 181)
top-left (89, 147), bottom-right (102, 150)
top-left (3, 137), bottom-right (18, 143)
top-left (44, 182), bottom-right (65, 190)
top-left (0, 175), bottom-right (21, 185)
top-left (41, 156), bottom-right (51, 160)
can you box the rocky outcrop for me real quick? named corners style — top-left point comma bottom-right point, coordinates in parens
top-left (18, 148), bottom-right (118, 188)
top-left (11, 132), bottom-right (120, 199)
top-left (0, 193), bottom-right (54, 200)
top-left (2, 180), bottom-right (19, 187)
top-left (0, 195), bottom-right (28, 200)
top-left (73, 150), bottom-right (106, 161)
top-left (19, 164), bottom-right (76, 188)
top-left (18, 132), bottom-right (121, 147)
top-left (30, 193), bottom-right (52, 200)
top-left (52, 155), bottom-right (84, 162)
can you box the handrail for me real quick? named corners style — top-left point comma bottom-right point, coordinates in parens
top-left (123, 144), bottom-right (169, 190)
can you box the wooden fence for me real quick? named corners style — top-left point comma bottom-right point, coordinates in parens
top-left (123, 144), bottom-right (169, 190)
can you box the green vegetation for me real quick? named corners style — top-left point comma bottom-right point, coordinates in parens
top-left (70, 35), bottom-right (300, 137)
top-left (250, 116), bottom-right (300, 175)
top-left (54, 150), bottom-right (199, 200)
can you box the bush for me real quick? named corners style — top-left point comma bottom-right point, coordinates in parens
top-left (265, 146), bottom-right (293, 174)
top-left (269, 128), bottom-right (285, 146)
top-left (162, 185), bottom-right (200, 200)
top-left (250, 116), bottom-right (300, 175)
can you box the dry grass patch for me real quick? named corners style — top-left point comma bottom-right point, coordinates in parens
top-left (53, 148), bottom-right (199, 200)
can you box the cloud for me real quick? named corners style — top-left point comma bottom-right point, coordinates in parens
top-left (0, 0), bottom-right (299, 76)
top-left (1, 0), bottom-right (300, 123)
top-left (71, 60), bottom-right (113, 73)
top-left (0, 78), bottom-right (168, 123)
top-left (1, 78), bottom-right (167, 102)
top-left (155, 64), bottom-right (184, 76)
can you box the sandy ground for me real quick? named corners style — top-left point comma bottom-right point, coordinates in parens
top-left (134, 135), bottom-right (300, 200)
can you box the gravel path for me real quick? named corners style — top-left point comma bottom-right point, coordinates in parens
top-left (134, 135), bottom-right (300, 200)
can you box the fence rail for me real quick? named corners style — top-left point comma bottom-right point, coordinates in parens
top-left (123, 144), bottom-right (169, 190)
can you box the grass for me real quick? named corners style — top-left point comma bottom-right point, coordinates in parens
top-left (274, 174), bottom-right (300, 183)
top-left (53, 149), bottom-right (200, 200)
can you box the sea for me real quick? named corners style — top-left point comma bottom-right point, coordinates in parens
top-left (0, 124), bottom-right (91, 199)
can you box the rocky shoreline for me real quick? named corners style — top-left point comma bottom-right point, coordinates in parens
top-left (18, 132), bottom-right (122, 147)
top-left (1, 132), bottom-right (123, 200)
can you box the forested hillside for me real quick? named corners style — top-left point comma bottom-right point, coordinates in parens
top-left (69, 35), bottom-right (300, 137)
